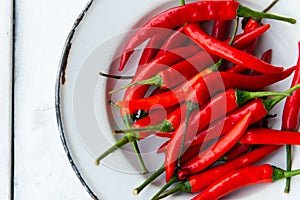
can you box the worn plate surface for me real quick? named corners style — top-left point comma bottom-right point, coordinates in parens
top-left (56, 0), bottom-right (300, 199)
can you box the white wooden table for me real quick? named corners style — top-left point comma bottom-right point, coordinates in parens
top-left (0, 0), bottom-right (92, 199)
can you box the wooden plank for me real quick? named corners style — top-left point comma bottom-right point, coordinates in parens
top-left (0, 0), bottom-right (14, 199)
top-left (13, 0), bottom-right (91, 199)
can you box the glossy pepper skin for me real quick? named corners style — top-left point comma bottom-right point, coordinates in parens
top-left (118, 1), bottom-right (239, 71)
top-left (281, 42), bottom-right (300, 192)
top-left (164, 86), bottom-right (287, 181)
top-left (211, 20), bottom-right (231, 41)
top-left (119, 1), bottom-right (295, 71)
top-left (113, 24), bottom-right (270, 92)
top-left (227, 18), bottom-right (260, 73)
top-left (178, 112), bottom-right (252, 177)
top-left (120, 46), bottom-right (199, 117)
top-left (282, 42), bottom-right (300, 130)
top-left (184, 23), bottom-right (283, 74)
top-left (220, 143), bottom-right (251, 161)
top-left (138, 34), bottom-right (163, 66)
top-left (119, 66), bottom-right (295, 111)
top-left (240, 128), bottom-right (300, 145)
top-left (192, 164), bottom-right (300, 200)
top-left (155, 26), bottom-right (187, 58)
top-left (158, 145), bottom-right (279, 198)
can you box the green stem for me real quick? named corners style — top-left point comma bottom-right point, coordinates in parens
top-left (130, 139), bottom-right (149, 174)
top-left (235, 89), bottom-right (290, 107)
top-left (284, 144), bottom-right (292, 193)
top-left (156, 181), bottom-right (191, 200)
top-left (178, 101), bottom-right (198, 167)
top-left (151, 176), bottom-right (180, 200)
top-left (109, 74), bottom-right (163, 94)
top-left (237, 5), bottom-right (296, 24)
top-left (272, 166), bottom-right (300, 181)
top-left (263, 84), bottom-right (300, 111)
top-left (95, 136), bottom-right (130, 165)
top-left (179, 0), bottom-right (185, 6)
top-left (113, 119), bottom-right (173, 134)
top-left (122, 115), bottom-right (149, 174)
top-left (134, 165), bottom-right (165, 195)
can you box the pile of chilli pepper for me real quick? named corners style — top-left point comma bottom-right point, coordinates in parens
top-left (96, 0), bottom-right (300, 199)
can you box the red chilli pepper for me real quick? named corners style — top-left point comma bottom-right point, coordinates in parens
top-left (118, 1), bottom-right (295, 71)
top-left (112, 24), bottom-right (270, 92)
top-left (184, 22), bottom-right (283, 74)
top-left (138, 34), bottom-right (164, 65)
top-left (118, 66), bottom-right (295, 111)
top-left (155, 26), bottom-right (187, 58)
top-left (227, 18), bottom-right (260, 73)
top-left (165, 88), bottom-right (286, 181)
top-left (282, 42), bottom-right (300, 192)
top-left (240, 128), bottom-right (300, 145)
top-left (219, 143), bottom-right (251, 161)
top-left (211, 20), bottom-right (231, 41)
top-left (282, 45), bottom-right (300, 129)
top-left (120, 46), bottom-right (200, 118)
top-left (157, 145), bottom-right (279, 199)
top-left (188, 81), bottom-right (299, 148)
top-left (179, 112), bottom-right (253, 178)
top-left (192, 164), bottom-right (300, 200)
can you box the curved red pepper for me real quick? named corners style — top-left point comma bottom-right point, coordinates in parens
top-left (192, 164), bottom-right (300, 200)
top-left (119, 1), bottom-right (239, 70)
top-left (164, 87), bottom-right (286, 181)
top-left (281, 42), bottom-right (300, 192)
top-left (211, 20), bottom-right (231, 41)
top-left (119, 1), bottom-right (295, 71)
top-left (157, 145), bottom-right (279, 199)
top-left (184, 23), bottom-right (283, 74)
top-left (138, 34), bottom-right (163, 66)
top-left (119, 66), bottom-right (295, 111)
top-left (114, 24), bottom-right (271, 92)
top-left (220, 143), bottom-right (251, 161)
top-left (120, 46), bottom-right (199, 117)
top-left (179, 112), bottom-right (252, 177)
top-left (282, 42), bottom-right (300, 130)
top-left (155, 26), bottom-right (187, 58)
top-left (240, 128), bottom-right (300, 145)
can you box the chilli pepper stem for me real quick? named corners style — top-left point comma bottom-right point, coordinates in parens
top-left (237, 5), bottom-right (296, 24)
top-left (95, 136), bottom-right (131, 165)
top-left (109, 74), bottom-right (163, 94)
top-left (179, 0), bottom-right (185, 6)
top-left (115, 89), bottom-right (290, 135)
top-left (284, 144), bottom-right (292, 192)
top-left (113, 119), bottom-right (173, 134)
top-left (178, 101), bottom-right (198, 167)
top-left (157, 181), bottom-right (191, 199)
top-left (122, 114), bottom-right (149, 174)
top-left (263, 84), bottom-right (300, 111)
top-left (273, 166), bottom-right (300, 181)
top-left (151, 176), bottom-right (180, 200)
top-left (131, 140), bottom-right (149, 174)
top-left (235, 89), bottom-right (290, 107)
top-left (134, 165), bottom-right (165, 195)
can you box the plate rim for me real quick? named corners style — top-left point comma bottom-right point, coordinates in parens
top-left (54, 0), bottom-right (98, 199)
